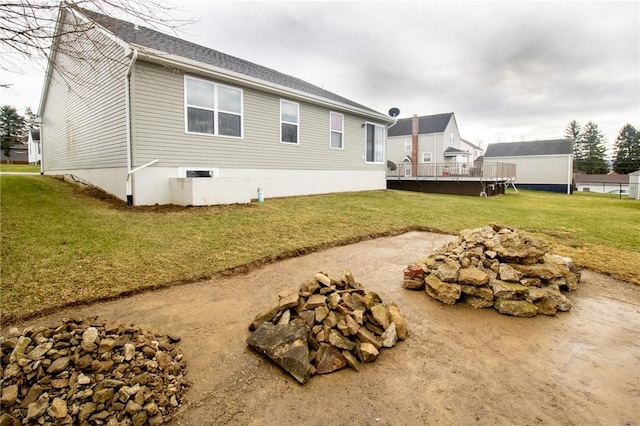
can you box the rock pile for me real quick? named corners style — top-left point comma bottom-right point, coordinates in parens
top-left (247, 271), bottom-right (408, 384)
top-left (0, 317), bottom-right (187, 425)
top-left (404, 224), bottom-right (581, 317)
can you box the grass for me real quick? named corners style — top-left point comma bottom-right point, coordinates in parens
top-left (1, 175), bottom-right (639, 324)
top-left (0, 164), bottom-right (41, 173)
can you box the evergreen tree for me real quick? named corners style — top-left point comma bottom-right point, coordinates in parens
top-left (564, 120), bottom-right (581, 142)
top-left (0, 105), bottom-right (26, 157)
top-left (23, 106), bottom-right (37, 130)
top-left (612, 124), bottom-right (640, 174)
top-left (575, 121), bottom-right (609, 174)
top-left (565, 120), bottom-right (585, 172)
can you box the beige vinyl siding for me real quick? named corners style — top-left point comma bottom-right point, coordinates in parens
top-left (131, 62), bottom-right (385, 171)
top-left (41, 19), bottom-right (128, 171)
top-left (386, 136), bottom-right (412, 165)
top-left (485, 155), bottom-right (570, 184)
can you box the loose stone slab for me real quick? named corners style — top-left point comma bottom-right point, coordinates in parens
top-left (246, 319), bottom-right (311, 384)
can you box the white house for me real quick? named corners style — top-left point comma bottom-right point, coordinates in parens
top-left (386, 113), bottom-right (471, 177)
top-left (483, 139), bottom-right (574, 194)
top-left (38, 6), bottom-right (393, 206)
top-left (628, 171), bottom-right (640, 200)
top-left (27, 128), bottom-right (41, 165)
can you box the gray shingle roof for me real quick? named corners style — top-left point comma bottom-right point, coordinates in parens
top-left (388, 113), bottom-right (453, 137)
top-left (77, 7), bottom-right (382, 115)
top-left (484, 139), bottom-right (574, 157)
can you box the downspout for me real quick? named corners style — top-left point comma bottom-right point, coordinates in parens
top-left (125, 48), bottom-right (138, 206)
top-left (567, 154), bottom-right (572, 195)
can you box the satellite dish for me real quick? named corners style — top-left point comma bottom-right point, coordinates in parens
top-left (387, 160), bottom-right (397, 171)
top-left (388, 107), bottom-right (400, 118)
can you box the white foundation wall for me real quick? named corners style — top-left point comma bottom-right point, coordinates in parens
top-left (45, 168), bottom-right (128, 200)
top-left (132, 167), bottom-right (386, 206)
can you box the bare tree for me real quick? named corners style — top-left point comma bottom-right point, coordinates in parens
top-left (1, 1), bottom-right (190, 75)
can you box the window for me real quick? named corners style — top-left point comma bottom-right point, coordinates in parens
top-left (330, 112), bottom-right (343, 149)
top-left (404, 139), bottom-right (412, 152)
top-left (421, 152), bottom-right (433, 163)
top-left (281, 100), bottom-right (299, 144)
top-left (185, 76), bottom-right (242, 137)
top-left (449, 131), bottom-right (454, 145)
top-left (365, 123), bottom-right (384, 163)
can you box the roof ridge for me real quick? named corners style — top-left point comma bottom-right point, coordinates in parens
top-left (73, 6), bottom-right (382, 116)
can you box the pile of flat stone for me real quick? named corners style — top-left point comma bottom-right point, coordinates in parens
top-left (247, 271), bottom-right (408, 384)
top-left (0, 317), bottom-right (187, 425)
top-left (404, 224), bottom-right (581, 317)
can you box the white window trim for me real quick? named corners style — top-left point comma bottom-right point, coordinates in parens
top-left (280, 99), bottom-right (300, 145)
top-left (449, 131), bottom-right (454, 145)
top-left (421, 152), bottom-right (433, 163)
top-left (329, 111), bottom-right (344, 149)
top-left (404, 139), bottom-right (412, 152)
top-left (184, 75), bottom-right (244, 139)
top-left (364, 122), bottom-right (385, 164)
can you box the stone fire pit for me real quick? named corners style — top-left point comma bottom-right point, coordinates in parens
top-left (404, 224), bottom-right (581, 317)
top-left (247, 271), bottom-right (408, 384)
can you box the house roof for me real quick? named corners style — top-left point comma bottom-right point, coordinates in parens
top-left (460, 138), bottom-right (482, 151)
top-left (76, 7), bottom-right (385, 118)
top-left (484, 139), bottom-right (574, 157)
top-left (388, 113), bottom-right (454, 137)
top-left (443, 146), bottom-right (471, 156)
top-left (30, 128), bottom-right (40, 142)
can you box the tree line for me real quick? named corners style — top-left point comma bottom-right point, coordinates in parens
top-left (565, 120), bottom-right (640, 174)
top-left (0, 105), bottom-right (36, 158)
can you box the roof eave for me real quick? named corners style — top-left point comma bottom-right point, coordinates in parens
top-left (134, 47), bottom-right (393, 123)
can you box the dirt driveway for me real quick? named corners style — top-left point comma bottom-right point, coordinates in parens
top-left (7, 232), bottom-right (640, 425)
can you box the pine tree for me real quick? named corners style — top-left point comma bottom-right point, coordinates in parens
top-left (564, 120), bottom-right (581, 142)
top-left (0, 105), bottom-right (26, 157)
top-left (612, 124), bottom-right (640, 174)
top-left (576, 121), bottom-right (609, 174)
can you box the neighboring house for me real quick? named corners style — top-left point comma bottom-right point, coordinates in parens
top-left (386, 113), bottom-right (470, 176)
top-left (1, 139), bottom-right (29, 164)
top-left (460, 138), bottom-right (484, 161)
top-left (483, 139), bottom-right (574, 194)
top-left (28, 128), bottom-right (41, 165)
top-left (38, 6), bottom-right (393, 206)
top-left (573, 173), bottom-right (629, 194)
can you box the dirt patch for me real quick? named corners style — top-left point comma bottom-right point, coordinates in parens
top-left (4, 232), bottom-right (639, 425)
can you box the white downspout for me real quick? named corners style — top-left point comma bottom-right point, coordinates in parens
top-left (125, 48), bottom-right (138, 206)
top-left (567, 154), bottom-right (572, 195)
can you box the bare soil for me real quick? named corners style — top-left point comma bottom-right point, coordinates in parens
top-left (6, 232), bottom-right (640, 425)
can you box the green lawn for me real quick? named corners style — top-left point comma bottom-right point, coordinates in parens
top-left (0, 164), bottom-right (41, 173)
top-left (2, 175), bottom-right (639, 324)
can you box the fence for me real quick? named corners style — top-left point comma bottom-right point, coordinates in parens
top-left (387, 162), bottom-right (516, 181)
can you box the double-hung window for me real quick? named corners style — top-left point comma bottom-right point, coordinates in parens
top-left (365, 123), bottom-right (384, 163)
top-left (330, 112), bottom-right (343, 149)
top-left (421, 152), bottom-right (433, 163)
top-left (280, 100), bottom-right (299, 144)
top-left (185, 76), bottom-right (242, 137)
top-left (404, 139), bottom-right (412, 152)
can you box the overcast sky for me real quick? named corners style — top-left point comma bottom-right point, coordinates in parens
top-left (1, 0), bottom-right (638, 152)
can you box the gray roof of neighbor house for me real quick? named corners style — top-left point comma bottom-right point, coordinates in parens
top-left (388, 113), bottom-right (453, 137)
top-left (77, 7), bottom-right (382, 116)
top-left (484, 139), bottom-right (574, 157)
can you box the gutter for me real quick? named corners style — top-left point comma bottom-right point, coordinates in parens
top-left (125, 48), bottom-right (138, 206)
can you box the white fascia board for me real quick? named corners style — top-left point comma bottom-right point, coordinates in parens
top-left (133, 47), bottom-right (393, 124)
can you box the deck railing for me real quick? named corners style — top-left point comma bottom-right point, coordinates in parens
top-left (387, 162), bottom-right (516, 181)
